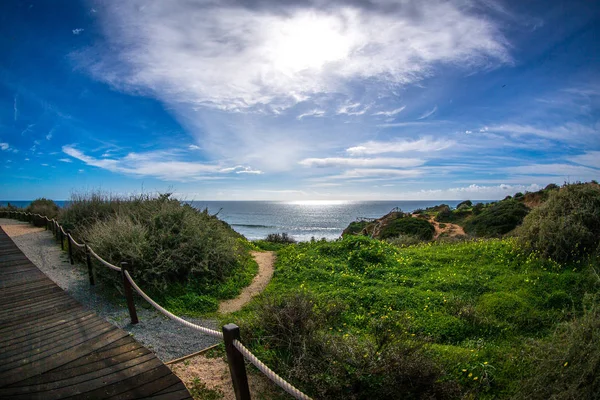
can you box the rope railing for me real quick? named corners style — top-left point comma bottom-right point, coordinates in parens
top-left (233, 339), bottom-right (312, 400)
top-left (68, 233), bottom-right (85, 248)
top-left (1, 209), bottom-right (313, 400)
top-left (124, 270), bottom-right (223, 339)
top-left (87, 247), bottom-right (122, 272)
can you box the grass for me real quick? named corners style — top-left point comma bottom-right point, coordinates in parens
top-left (233, 235), bottom-right (598, 398)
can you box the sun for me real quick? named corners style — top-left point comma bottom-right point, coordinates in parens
top-left (267, 11), bottom-right (355, 74)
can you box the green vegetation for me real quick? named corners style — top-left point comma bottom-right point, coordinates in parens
top-left (342, 220), bottom-right (370, 236)
top-left (463, 200), bottom-right (529, 237)
top-left (514, 294), bottom-right (600, 400)
top-left (235, 234), bottom-right (598, 398)
top-left (379, 216), bottom-right (435, 240)
top-left (253, 232), bottom-right (298, 251)
top-left (26, 198), bottom-right (60, 219)
top-left (518, 182), bottom-right (600, 262)
top-left (59, 192), bottom-right (257, 315)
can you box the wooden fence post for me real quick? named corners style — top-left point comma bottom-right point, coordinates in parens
top-left (84, 243), bottom-right (95, 285)
top-left (59, 226), bottom-right (64, 250)
top-left (67, 230), bottom-right (74, 265)
top-left (223, 323), bottom-right (251, 400)
top-left (121, 262), bottom-right (139, 325)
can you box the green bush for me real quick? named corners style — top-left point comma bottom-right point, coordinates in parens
top-left (518, 183), bottom-right (600, 263)
top-left (26, 198), bottom-right (60, 219)
top-left (379, 217), bottom-right (435, 240)
top-left (240, 291), bottom-right (458, 399)
top-left (457, 200), bottom-right (472, 209)
top-left (515, 295), bottom-right (600, 400)
top-left (265, 232), bottom-right (296, 244)
top-left (58, 193), bottom-right (256, 314)
top-left (464, 200), bottom-right (529, 237)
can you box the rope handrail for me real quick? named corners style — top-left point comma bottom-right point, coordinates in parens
top-left (3, 209), bottom-right (313, 400)
top-left (69, 233), bottom-right (85, 248)
top-left (233, 339), bottom-right (312, 400)
top-left (87, 247), bottom-right (122, 272)
top-left (123, 270), bottom-right (223, 339)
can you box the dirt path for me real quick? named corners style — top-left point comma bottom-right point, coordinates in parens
top-left (218, 251), bottom-right (275, 314)
top-left (428, 217), bottom-right (465, 239)
top-left (411, 214), bottom-right (466, 239)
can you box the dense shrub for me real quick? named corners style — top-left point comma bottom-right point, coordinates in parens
top-left (515, 295), bottom-right (600, 400)
top-left (518, 183), bottom-right (600, 263)
top-left (241, 291), bottom-right (458, 400)
top-left (26, 198), bottom-right (60, 219)
top-left (58, 193), bottom-right (255, 313)
top-left (435, 205), bottom-right (452, 221)
top-left (463, 200), bottom-right (529, 237)
top-left (265, 232), bottom-right (297, 244)
top-left (379, 217), bottom-right (435, 240)
top-left (457, 200), bottom-right (472, 209)
top-left (472, 202), bottom-right (485, 215)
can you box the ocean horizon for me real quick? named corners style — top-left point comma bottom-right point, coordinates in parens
top-left (1, 199), bottom-right (494, 241)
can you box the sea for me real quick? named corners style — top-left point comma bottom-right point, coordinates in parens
top-left (1, 200), bottom-right (489, 242)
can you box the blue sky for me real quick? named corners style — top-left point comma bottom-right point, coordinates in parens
top-left (1, 0), bottom-right (598, 201)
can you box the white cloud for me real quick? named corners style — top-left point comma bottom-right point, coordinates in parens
top-left (568, 151), bottom-right (600, 169)
top-left (488, 123), bottom-right (598, 142)
top-left (297, 109), bottom-right (325, 120)
top-left (326, 168), bottom-right (424, 180)
top-left (503, 163), bottom-right (599, 178)
top-left (46, 133), bottom-right (53, 140)
top-left (372, 106), bottom-right (406, 117)
top-left (412, 183), bottom-right (544, 200)
top-left (62, 146), bottom-right (262, 181)
top-left (59, 158), bottom-right (72, 163)
top-left (417, 105), bottom-right (438, 120)
top-left (72, 28), bottom-right (84, 35)
top-left (84, 0), bottom-right (510, 111)
top-left (188, 144), bottom-right (201, 150)
top-left (299, 157), bottom-right (425, 168)
top-left (346, 137), bottom-right (454, 155)
top-left (337, 102), bottom-right (369, 116)
top-left (0, 143), bottom-right (9, 151)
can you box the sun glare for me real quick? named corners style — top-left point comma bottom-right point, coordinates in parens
top-left (286, 200), bottom-right (352, 206)
top-left (268, 11), bottom-right (354, 73)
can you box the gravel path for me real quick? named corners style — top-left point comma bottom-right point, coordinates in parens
top-left (0, 218), bottom-right (220, 362)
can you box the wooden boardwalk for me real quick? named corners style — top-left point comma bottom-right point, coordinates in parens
top-left (0, 227), bottom-right (192, 400)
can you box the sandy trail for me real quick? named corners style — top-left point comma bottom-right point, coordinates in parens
top-left (218, 251), bottom-right (275, 314)
top-left (428, 217), bottom-right (465, 239)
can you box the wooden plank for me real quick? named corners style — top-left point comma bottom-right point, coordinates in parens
top-left (0, 310), bottom-right (95, 345)
top-left (0, 301), bottom-right (82, 329)
top-left (0, 314), bottom-right (101, 354)
top-left (62, 364), bottom-right (173, 400)
top-left (0, 285), bottom-right (65, 306)
top-left (0, 227), bottom-right (191, 399)
top-left (103, 371), bottom-right (185, 399)
top-left (14, 345), bottom-right (151, 385)
top-left (0, 353), bottom-right (159, 395)
top-left (0, 302), bottom-right (84, 333)
top-left (0, 318), bottom-right (114, 367)
top-left (142, 388), bottom-right (194, 400)
top-left (0, 328), bottom-right (128, 386)
top-left (50, 339), bottom-right (145, 372)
